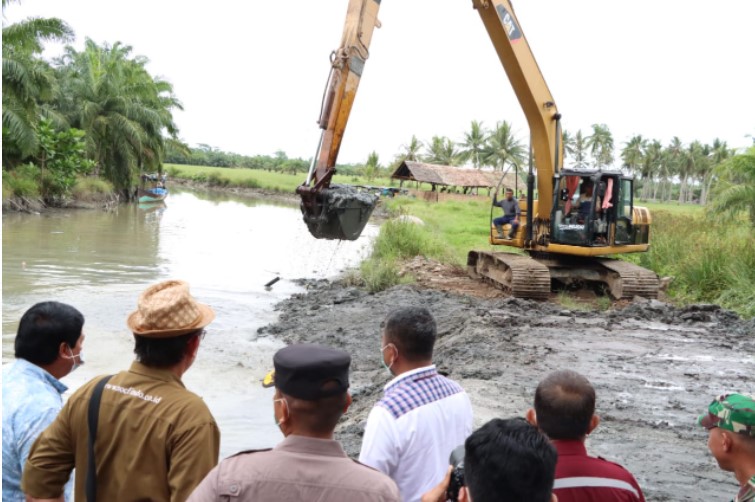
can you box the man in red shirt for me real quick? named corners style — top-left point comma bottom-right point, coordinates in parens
top-left (526, 370), bottom-right (646, 502)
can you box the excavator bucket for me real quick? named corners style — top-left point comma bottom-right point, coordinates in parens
top-left (300, 185), bottom-right (378, 241)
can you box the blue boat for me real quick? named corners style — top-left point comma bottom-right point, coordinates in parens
top-left (138, 174), bottom-right (168, 203)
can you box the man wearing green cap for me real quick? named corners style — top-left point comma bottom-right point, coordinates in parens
top-left (698, 393), bottom-right (755, 502)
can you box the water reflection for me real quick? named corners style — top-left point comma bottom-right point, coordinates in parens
top-left (2, 188), bottom-right (378, 456)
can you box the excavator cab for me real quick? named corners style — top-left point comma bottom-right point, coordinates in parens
top-left (550, 170), bottom-right (647, 248)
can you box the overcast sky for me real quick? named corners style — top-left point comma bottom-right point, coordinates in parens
top-left (4, 0), bottom-right (755, 166)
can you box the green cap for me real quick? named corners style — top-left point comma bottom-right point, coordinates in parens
top-left (698, 394), bottom-right (755, 437)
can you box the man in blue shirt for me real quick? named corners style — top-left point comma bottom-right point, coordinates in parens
top-left (493, 188), bottom-right (521, 239)
top-left (2, 301), bottom-right (85, 502)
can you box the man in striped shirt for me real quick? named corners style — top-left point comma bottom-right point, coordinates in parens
top-left (526, 370), bottom-right (646, 502)
top-left (359, 307), bottom-right (474, 502)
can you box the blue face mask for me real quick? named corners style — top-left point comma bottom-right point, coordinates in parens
top-left (380, 344), bottom-right (396, 375)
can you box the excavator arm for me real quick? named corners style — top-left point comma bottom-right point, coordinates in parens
top-left (296, 0), bottom-right (383, 241)
top-left (298, 0), bottom-right (563, 242)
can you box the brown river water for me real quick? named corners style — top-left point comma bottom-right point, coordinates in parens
top-left (1, 188), bottom-right (377, 458)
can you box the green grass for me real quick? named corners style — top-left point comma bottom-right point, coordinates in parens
top-left (385, 197), bottom-right (753, 318)
top-left (382, 197), bottom-right (497, 265)
top-left (165, 163), bottom-right (396, 194)
top-left (626, 213), bottom-right (754, 318)
top-left (636, 200), bottom-right (705, 216)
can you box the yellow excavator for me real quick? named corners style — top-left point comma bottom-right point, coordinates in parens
top-left (296, 0), bottom-right (660, 300)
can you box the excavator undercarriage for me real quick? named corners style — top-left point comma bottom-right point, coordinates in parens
top-left (467, 251), bottom-right (659, 300)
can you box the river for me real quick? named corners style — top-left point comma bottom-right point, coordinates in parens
top-left (1, 188), bottom-right (378, 458)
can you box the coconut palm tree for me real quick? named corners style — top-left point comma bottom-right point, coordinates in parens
top-left (53, 39), bottom-right (182, 194)
top-left (423, 135), bottom-right (462, 166)
top-left (621, 135), bottom-right (646, 177)
top-left (480, 121), bottom-right (526, 175)
top-left (641, 139), bottom-right (663, 201)
top-left (460, 120), bottom-right (487, 169)
top-left (711, 146), bottom-right (755, 227)
top-left (585, 123), bottom-right (614, 168)
top-left (664, 137), bottom-right (684, 202)
top-left (700, 138), bottom-right (732, 205)
top-left (2, 9), bottom-right (73, 164)
top-left (570, 130), bottom-right (589, 166)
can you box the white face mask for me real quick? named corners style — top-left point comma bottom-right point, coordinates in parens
top-left (64, 346), bottom-right (84, 372)
top-left (380, 344), bottom-right (396, 375)
top-left (273, 398), bottom-right (289, 429)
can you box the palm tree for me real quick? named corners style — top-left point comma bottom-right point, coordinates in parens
top-left (621, 135), bottom-right (646, 177)
top-left (480, 121), bottom-right (526, 175)
top-left (2, 10), bottom-right (73, 164)
top-left (641, 139), bottom-right (663, 201)
top-left (561, 129), bottom-right (575, 163)
top-left (664, 137), bottom-right (684, 202)
top-left (570, 130), bottom-right (589, 166)
top-left (362, 151), bottom-right (381, 181)
top-left (585, 123), bottom-right (614, 168)
top-left (459, 120), bottom-right (487, 169)
top-left (53, 39), bottom-right (182, 194)
top-left (700, 139), bottom-right (732, 205)
top-left (399, 135), bottom-right (423, 162)
top-left (711, 146), bottom-right (755, 227)
top-left (423, 135), bottom-right (462, 166)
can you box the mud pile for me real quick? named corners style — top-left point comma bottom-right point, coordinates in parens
top-left (258, 279), bottom-right (754, 501)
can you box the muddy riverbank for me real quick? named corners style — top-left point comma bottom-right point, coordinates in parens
top-left (258, 277), bottom-right (754, 502)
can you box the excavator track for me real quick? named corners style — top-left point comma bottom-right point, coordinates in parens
top-left (596, 258), bottom-right (660, 299)
top-left (467, 251), bottom-right (551, 300)
top-left (468, 251), bottom-right (660, 300)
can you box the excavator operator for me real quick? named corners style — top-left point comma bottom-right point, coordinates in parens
top-left (492, 188), bottom-right (520, 240)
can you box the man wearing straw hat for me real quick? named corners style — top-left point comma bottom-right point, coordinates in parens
top-left (22, 280), bottom-right (220, 502)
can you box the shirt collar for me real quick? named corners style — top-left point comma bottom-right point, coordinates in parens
top-left (384, 364), bottom-right (437, 392)
top-left (552, 439), bottom-right (588, 456)
top-left (275, 435), bottom-right (347, 458)
top-left (128, 361), bottom-right (185, 387)
top-left (16, 358), bottom-right (68, 394)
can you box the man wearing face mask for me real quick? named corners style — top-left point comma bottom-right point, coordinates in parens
top-left (188, 343), bottom-right (400, 502)
top-left (22, 280), bottom-right (220, 502)
top-left (359, 307), bottom-right (474, 502)
top-left (2, 302), bottom-right (85, 502)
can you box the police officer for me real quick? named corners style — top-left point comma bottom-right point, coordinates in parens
top-left (188, 343), bottom-right (400, 502)
top-left (23, 280), bottom-right (220, 502)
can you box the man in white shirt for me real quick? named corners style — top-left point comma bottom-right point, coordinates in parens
top-left (359, 307), bottom-right (474, 502)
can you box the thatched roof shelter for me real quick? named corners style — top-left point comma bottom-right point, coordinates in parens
top-left (391, 161), bottom-right (518, 189)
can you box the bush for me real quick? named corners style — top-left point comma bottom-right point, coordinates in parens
top-left (3, 164), bottom-right (40, 198)
top-left (239, 178), bottom-right (260, 189)
top-left (72, 177), bottom-right (114, 199)
top-left (207, 171), bottom-right (230, 187)
top-left (360, 258), bottom-right (403, 293)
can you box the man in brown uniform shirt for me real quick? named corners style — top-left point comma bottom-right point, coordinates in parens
top-left (188, 343), bottom-right (400, 502)
top-left (23, 280), bottom-right (221, 502)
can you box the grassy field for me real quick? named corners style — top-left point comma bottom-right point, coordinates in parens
top-left (378, 196), bottom-right (753, 318)
top-left (164, 163), bottom-right (396, 193)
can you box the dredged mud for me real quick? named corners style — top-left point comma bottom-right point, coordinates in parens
top-left (258, 279), bottom-right (754, 502)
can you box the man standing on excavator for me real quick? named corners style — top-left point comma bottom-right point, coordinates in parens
top-left (493, 187), bottom-right (520, 239)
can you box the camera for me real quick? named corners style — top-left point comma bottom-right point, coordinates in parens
top-left (446, 445), bottom-right (465, 502)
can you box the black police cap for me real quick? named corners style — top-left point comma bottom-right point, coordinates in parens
top-left (262, 343), bottom-right (350, 400)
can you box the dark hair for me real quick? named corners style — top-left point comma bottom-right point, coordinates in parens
top-left (534, 370), bottom-right (595, 440)
top-left (464, 418), bottom-right (556, 502)
top-left (381, 307), bottom-right (436, 362)
top-left (133, 330), bottom-right (201, 368)
top-left (15, 301), bottom-right (84, 365)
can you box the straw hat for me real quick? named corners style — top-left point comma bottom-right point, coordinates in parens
top-left (127, 280), bottom-right (215, 337)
